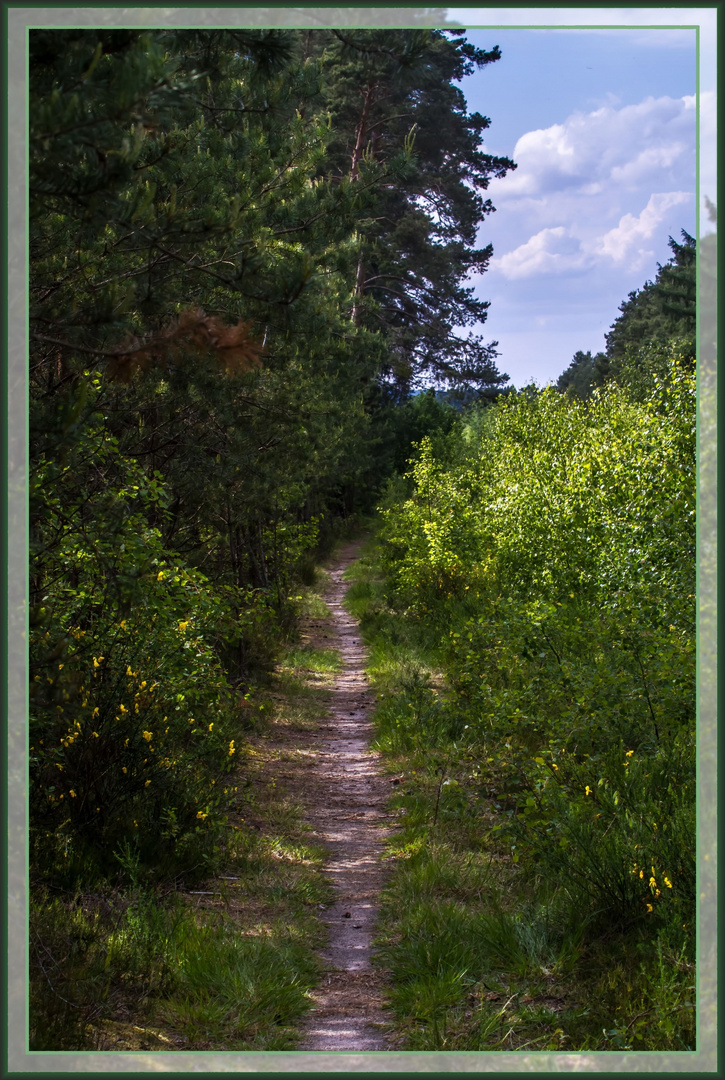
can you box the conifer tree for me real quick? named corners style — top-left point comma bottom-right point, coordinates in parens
top-left (309, 28), bottom-right (516, 396)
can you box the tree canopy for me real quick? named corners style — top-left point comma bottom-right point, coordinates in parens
top-left (556, 230), bottom-right (696, 400)
top-left (28, 26), bottom-right (513, 884)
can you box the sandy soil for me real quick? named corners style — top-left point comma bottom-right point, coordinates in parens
top-left (293, 541), bottom-right (394, 1051)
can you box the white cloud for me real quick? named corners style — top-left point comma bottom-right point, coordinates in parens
top-left (595, 191), bottom-right (691, 267)
top-left (490, 94), bottom-right (695, 202)
top-left (491, 190), bottom-right (692, 280)
top-left (492, 226), bottom-right (585, 279)
top-left (485, 91), bottom-right (696, 280)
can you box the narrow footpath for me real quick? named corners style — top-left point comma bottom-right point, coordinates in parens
top-left (298, 541), bottom-right (393, 1052)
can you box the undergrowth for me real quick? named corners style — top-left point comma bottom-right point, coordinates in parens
top-left (343, 534), bottom-right (696, 1053)
top-left (29, 569), bottom-right (341, 1052)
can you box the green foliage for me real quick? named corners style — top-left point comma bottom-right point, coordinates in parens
top-left (557, 231), bottom-right (695, 400)
top-left (28, 27), bottom-right (396, 892)
top-left (369, 343), bottom-right (695, 1049)
top-left (606, 231), bottom-right (696, 364)
top-left (311, 28), bottom-right (515, 394)
top-left (29, 885), bottom-right (320, 1051)
top-left (556, 349), bottom-right (610, 399)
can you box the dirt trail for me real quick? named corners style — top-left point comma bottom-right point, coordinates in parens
top-left (296, 541), bottom-right (393, 1052)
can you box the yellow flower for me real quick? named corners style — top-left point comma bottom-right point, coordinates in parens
top-left (145, 780), bottom-right (151, 787)
top-left (122, 767), bottom-right (127, 774)
top-left (664, 876), bottom-right (673, 888)
top-left (92, 707), bottom-right (99, 718)
top-left (142, 731), bottom-right (153, 742)
top-left (93, 656), bottom-right (104, 668)
top-left (649, 876), bottom-right (657, 889)
top-left (585, 785), bottom-right (591, 796)
top-left (178, 621), bottom-right (189, 632)
top-left (625, 750), bottom-right (634, 757)
top-left (157, 570), bottom-right (165, 581)
top-left (120, 620), bottom-right (127, 629)
top-left (119, 703), bottom-right (128, 714)
top-left (208, 723), bottom-right (214, 732)
top-left (639, 870), bottom-right (644, 879)
top-left (229, 740), bottom-right (236, 757)
top-left (69, 790), bottom-right (76, 798)
top-left (646, 904), bottom-right (653, 913)
top-left (196, 811), bottom-right (208, 819)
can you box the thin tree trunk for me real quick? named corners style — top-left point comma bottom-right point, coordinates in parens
top-left (350, 84), bottom-right (376, 325)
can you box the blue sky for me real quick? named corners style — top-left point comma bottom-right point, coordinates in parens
top-left (449, 23), bottom-right (704, 388)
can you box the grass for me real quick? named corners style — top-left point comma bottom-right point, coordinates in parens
top-left (344, 531), bottom-right (696, 1053)
top-left (30, 572), bottom-right (342, 1052)
top-left (30, 882), bottom-right (323, 1052)
top-left (281, 645), bottom-right (343, 676)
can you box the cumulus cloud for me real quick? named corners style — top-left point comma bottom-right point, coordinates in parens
top-left (492, 190), bottom-right (693, 280)
top-left (492, 94), bottom-right (695, 201)
top-left (492, 226), bottom-right (585, 279)
top-left (486, 92), bottom-right (696, 280)
top-left (596, 191), bottom-right (691, 266)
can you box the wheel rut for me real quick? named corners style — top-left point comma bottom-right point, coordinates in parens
top-left (297, 541), bottom-right (393, 1052)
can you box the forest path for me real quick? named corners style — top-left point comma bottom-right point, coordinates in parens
top-left (295, 540), bottom-right (393, 1051)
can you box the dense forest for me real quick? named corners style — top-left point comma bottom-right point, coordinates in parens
top-left (29, 27), bottom-right (697, 1053)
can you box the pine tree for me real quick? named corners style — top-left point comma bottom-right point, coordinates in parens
top-left (310, 28), bottom-right (516, 396)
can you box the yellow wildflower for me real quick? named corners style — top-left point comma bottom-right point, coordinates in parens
top-left (142, 731), bottom-right (153, 742)
top-left (93, 656), bottom-right (104, 668)
top-left (157, 570), bottom-right (165, 581)
top-left (196, 811), bottom-right (207, 819)
top-left (229, 740), bottom-right (236, 756)
top-left (208, 723), bottom-right (213, 732)
top-left (122, 767), bottom-right (127, 774)
top-left (646, 904), bottom-right (653, 913)
top-left (585, 785), bottom-right (591, 796)
top-left (69, 790), bottom-right (76, 798)
top-left (145, 780), bottom-right (151, 787)
top-left (664, 876), bottom-right (673, 888)
top-left (178, 621), bottom-right (189, 631)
